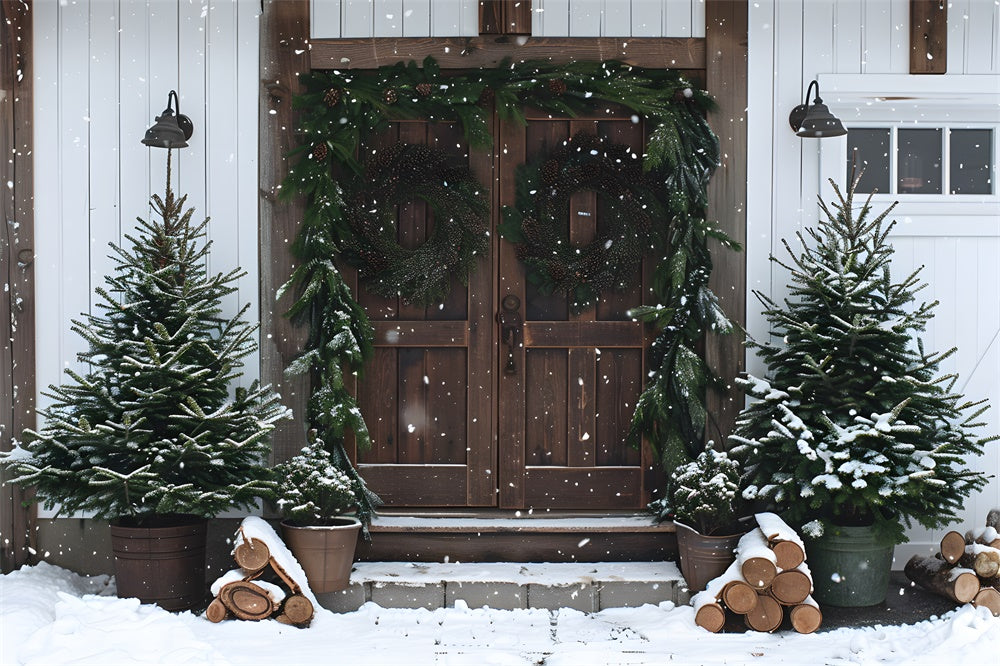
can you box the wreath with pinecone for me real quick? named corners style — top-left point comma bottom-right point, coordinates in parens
top-left (500, 133), bottom-right (667, 312)
top-left (340, 142), bottom-right (489, 306)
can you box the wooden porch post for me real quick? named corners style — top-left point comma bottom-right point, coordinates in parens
top-left (259, 0), bottom-right (311, 466)
top-left (1, 0), bottom-right (36, 572)
top-left (704, 0), bottom-right (748, 448)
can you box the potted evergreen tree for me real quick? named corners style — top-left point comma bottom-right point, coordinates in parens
top-left (0, 154), bottom-right (290, 611)
top-left (730, 174), bottom-right (995, 606)
top-left (666, 448), bottom-right (745, 592)
top-left (273, 430), bottom-right (366, 593)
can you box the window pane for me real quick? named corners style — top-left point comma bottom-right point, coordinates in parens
top-left (846, 128), bottom-right (890, 193)
top-left (898, 129), bottom-right (942, 194)
top-left (950, 129), bottom-right (993, 195)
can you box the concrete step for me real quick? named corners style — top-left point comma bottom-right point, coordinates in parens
top-left (317, 561), bottom-right (687, 613)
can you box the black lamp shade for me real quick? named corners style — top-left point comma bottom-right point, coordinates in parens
top-left (141, 91), bottom-right (194, 148)
top-left (789, 80), bottom-right (847, 139)
top-left (794, 100), bottom-right (847, 138)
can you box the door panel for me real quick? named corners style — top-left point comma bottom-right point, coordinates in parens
top-left (497, 111), bottom-right (654, 510)
top-left (355, 119), bottom-right (495, 507)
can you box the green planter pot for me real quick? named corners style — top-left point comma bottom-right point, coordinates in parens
top-left (674, 521), bottom-right (744, 593)
top-left (807, 524), bottom-right (894, 607)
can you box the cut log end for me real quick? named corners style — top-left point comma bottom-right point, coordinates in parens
top-left (771, 569), bottom-right (812, 606)
top-left (972, 587), bottom-right (1000, 617)
top-left (789, 602), bottom-right (823, 634)
top-left (722, 580), bottom-right (759, 615)
top-left (741, 558), bottom-right (777, 589)
top-left (744, 594), bottom-right (783, 633)
top-left (233, 539), bottom-right (272, 574)
top-left (958, 547), bottom-right (1000, 580)
top-left (771, 540), bottom-right (806, 571)
top-left (282, 593), bottom-right (315, 626)
top-left (940, 531), bottom-right (966, 565)
top-left (219, 581), bottom-right (275, 621)
top-left (986, 508), bottom-right (1000, 531)
top-left (205, 598), bottom-right (229, 623)
top-left (695, 603), bottom-right (726, 633)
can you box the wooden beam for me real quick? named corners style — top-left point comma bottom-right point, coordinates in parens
top-left (310, 37), bottom-right (706, 70)
top-left (0, 0), bottom-right (36, 572)
top-left (910, 0), bottom-right (947, 74)
top-left (704, 0), bottom-right (748, 448)
top-left (259, 0), bottom-right (311, 465)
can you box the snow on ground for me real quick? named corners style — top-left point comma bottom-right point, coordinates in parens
top-left (2, 562), bottom-right (998, 666)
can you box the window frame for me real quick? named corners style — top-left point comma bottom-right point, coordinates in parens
top-left (845, 124), bottom-right (997, 199)
top-left (818, 74), bottom-right (1000, 220)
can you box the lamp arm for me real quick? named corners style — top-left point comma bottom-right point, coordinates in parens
top-left (803, 80), bottom-right (819, 107)
top-left (168, 90), bottom-right (180, 115)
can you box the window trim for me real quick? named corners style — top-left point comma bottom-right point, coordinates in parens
top-left (817, 74), bottom-right (1000, 215)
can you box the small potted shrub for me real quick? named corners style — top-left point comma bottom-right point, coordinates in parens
top-left (667, 448), bottom-right (745, 592)
top-left (274, 431), bottom-right (364, 593)
top-left (730, 175), bottom-right (995, 606)
top-left (0, 159), bottom-right (289, 610)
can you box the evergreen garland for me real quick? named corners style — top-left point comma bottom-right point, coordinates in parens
top-left (342, 142), bottom-right (489, 306)
top-left (1, 154), bottom-right (291, 523)
top-left (729, 175), bottom-right (996, 544)
top-left (499, 133), bottom-right (665, 312)
top-left (282, 57), bottom-right (734, 510)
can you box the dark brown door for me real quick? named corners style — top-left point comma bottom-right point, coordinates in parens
top-left (354, 119), bottom-right (496, 507)
top-left (357, 111), bottom-right (655, 510)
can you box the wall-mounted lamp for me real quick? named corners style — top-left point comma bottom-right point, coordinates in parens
top-left (141, 90), bottom-right (194, 148)
top-left (788, 80), bottom-right (847, 138)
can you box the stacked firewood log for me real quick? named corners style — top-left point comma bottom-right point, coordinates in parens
top-left (693, 512), bottom-right (822, 634)
top-left (205, 516), bottom-right (316, 627)
top-left (904, 509), bottom-right (1000, 617)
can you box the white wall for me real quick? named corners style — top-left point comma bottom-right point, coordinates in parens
top-left (310, 0), bottom-right (706, 38)
top-left (33, 0), bottom-right (261, 465)
top-left (748, 0), bottom-right (1000, 564)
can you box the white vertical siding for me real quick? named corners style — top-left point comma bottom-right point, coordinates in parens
top-left (311, 0), bottom-right (707, 38)
top-left (33, 0), bottom-right (261, 489)
top-left (748, 0), bottom-right (1000, 561)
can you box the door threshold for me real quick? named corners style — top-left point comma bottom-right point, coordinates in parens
top-left (357, 511), bottom-right (677, 563)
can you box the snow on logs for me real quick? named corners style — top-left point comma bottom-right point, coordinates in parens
top-left (693, 513), bottom-right (820, 634)
top-left (206, 516), bottom-right (316, 626)
top-left (905, 509), bottom-right (1000, 617)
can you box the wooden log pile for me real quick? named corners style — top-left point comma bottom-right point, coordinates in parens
top-left (206, 516), bottom-right (317, 627)
top-left (904, 509), bottom-right (1000, 617)
top-left (693, 512), bottom-right (822, 634)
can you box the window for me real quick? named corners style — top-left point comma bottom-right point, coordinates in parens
top-left (847, 126), bottom-right (995, 196)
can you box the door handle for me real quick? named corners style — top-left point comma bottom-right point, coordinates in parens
top-left (497, 294), bottom-right (522, 376)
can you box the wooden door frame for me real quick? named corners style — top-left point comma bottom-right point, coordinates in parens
top-left (1, 0), bottom-right (36, 572)
top-left (260, 0), bottom-right (747, 472)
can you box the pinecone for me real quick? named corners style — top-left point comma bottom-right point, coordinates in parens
top-left (415, 82), bottom-right (433, 97)
top-left (540, 159), bottom-right (561, 186)
top-left (548, 79), bottom-right (567, 96)
top-left (383, 88), bottom-right (398, 104)
top-left (323, 87), bottom-right (342, 107)
top-left (477, 87), bottom-right (495, 107)
top-left (580, 158), bottom-right (602, 183)
top-left (311, 142), bottom-right (329, 161)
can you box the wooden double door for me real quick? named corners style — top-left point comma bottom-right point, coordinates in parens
top-left (354, 109), bottom-right (657, 511)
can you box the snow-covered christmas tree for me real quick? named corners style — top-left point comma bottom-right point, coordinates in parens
top-left (1, 153), bottom-right (290, 523)
top-left (730, 174), bottom-right (996, 544)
